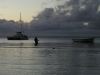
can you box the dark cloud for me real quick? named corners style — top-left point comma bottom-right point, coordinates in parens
top-left (29, 0), bottom-right (100, 36)
top-left (0, 19), bottom-right (30, 37)
top-left (56, 0), bottom-right (99, 21)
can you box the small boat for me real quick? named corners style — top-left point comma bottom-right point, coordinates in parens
top-left (7, 32), bottom-right (28, 40)
top-left (72, 37), bottom-right (94, 43)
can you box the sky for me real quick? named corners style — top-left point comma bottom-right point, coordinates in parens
top-left (0, 0), bottom-right (100, 37)
top-left (0, 0), bottom-right (55, 22)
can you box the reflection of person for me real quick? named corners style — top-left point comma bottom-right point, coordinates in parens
top-left (34, 37), bottom-right (39, 46)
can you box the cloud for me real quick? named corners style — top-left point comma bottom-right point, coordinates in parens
top-left (31, 0), bottom-right (100, 22)
top-left (29, 0), bottom-right (100, 36)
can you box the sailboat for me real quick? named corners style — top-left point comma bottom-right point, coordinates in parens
top-left (7, 13), bottom-right (29, 40)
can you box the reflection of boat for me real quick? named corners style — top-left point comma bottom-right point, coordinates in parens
top-left (7, 32), bottom-right (28, 40)
top-left (72, 38), bottom-right (94, 43)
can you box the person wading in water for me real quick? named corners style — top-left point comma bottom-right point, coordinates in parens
top-left (34, 37), bottom-right (39, 46)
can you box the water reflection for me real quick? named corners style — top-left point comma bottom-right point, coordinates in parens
top-left (69, 43), bottom-right (99, 75)
top-left (0, 40), bottom-right (99, 75)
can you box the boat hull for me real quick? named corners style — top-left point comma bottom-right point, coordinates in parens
top-left (72, 38), bottom-right (94, 43)
top-left (7, 32), bottom-right (28, 40)
top-left (7, 37), bottom-right (28, 40)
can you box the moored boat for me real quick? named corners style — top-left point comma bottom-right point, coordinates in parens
top-left (7, 13), bottom-right (28, 40)
top-left (72, 37), bottom-right (94, 43)
top-left (7, 32), bottom-right (28, 40)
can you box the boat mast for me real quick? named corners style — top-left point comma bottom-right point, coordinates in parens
top-left (19, 12), bottom-right (23, 32)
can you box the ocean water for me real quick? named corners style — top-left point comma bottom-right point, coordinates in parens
top-left (0, 38), bottom-right (99, 75)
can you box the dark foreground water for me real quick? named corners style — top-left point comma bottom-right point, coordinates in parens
top-left (0, 38), bottom-right (99, 75)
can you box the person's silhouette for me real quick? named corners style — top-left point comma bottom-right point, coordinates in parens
top-left (34, 37), bottom-right (39, 46)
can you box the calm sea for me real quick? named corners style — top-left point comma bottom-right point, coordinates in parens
top-left (0, 38), bottom-right (99, 75)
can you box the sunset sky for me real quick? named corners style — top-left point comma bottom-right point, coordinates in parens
top-left (0, 0), bottom-right (55, 22)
